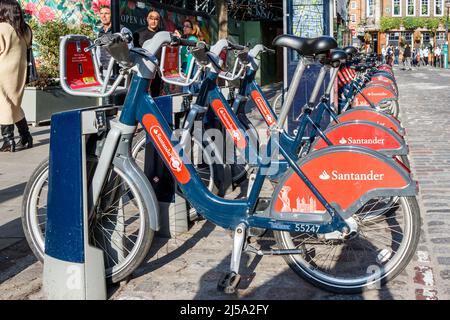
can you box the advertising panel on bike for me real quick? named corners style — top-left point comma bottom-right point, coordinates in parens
top-left (273, 149), bottom-right (414, 215)
top-left (66, 39), bottom-right (101, 89)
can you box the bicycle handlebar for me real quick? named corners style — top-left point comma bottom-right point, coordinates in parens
top-left (228, 42), bottom-right (246, 51)
top-left (171, 36), bottom-right (198, 47)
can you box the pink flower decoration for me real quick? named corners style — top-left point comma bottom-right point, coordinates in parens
top-left (92, 0), bottom-right (111, 14)
top-left (128, 1), bottom-right (136, 10)
top-left (38, 6), bottom-right (55, 24)
top-left (24, 2), bottom-right (37, 16)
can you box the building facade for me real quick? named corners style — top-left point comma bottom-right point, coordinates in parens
top-left (348, 0), bottom-right (450, 54)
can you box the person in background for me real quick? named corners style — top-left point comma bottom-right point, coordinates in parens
top-left (386, 45), bottom-right (393, 66)
top-left (96, 4), bottom-right (133, 106)
top-left (394, 46), bottom-right (399, 65)
top-left (423, 46), bottom-right (429, 66)
top-left (403, 44), bottom-right (412, 70)
top-left (134, 9), bottom-right (175, 205)
top-left (179, 19), bottom-right (202, 74)
top-left (0, 0), bottom-right (33, 152)
top-left (435, 46), bottom-right (442, 68)
top-left (381, 45), bottom-right (386, 64)
top-left (133, 10), bottom-right (163, 97)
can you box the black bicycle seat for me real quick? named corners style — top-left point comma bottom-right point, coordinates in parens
top-left (343, 46), bottom-right (358, 59)
top-left (272, 34), bottom-right (337, 56)
top-left (330, 49), bottom-right (347, 63)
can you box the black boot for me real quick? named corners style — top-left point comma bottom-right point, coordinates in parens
top-left (15, 118), bottom-right (33, 150)
top-left (1, 124), bottom-right (15, 152)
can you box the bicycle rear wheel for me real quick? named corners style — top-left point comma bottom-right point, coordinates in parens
top-left (274, 196), bottom-right (420, 293)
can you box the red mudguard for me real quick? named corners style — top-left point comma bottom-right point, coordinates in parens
top-left (334, 107), bottom-right (405, 136)
top-left (271, 146), bottom-right (416, 216)
top-left (368, 80), bottom-right (397, 94)
top-left (371, 75), bottom-right (396, 87)
top-left (352, 84), bottom-right (397, 107)
top-left (312, 121), bottom-right (408, 156)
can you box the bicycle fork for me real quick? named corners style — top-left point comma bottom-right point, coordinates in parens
top-left (88, 119), bottom-right (161, 232)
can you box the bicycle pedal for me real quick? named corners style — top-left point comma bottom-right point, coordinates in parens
top-left (217, 272), bottom-right (241, 294)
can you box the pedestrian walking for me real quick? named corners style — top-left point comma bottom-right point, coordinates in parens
top-left (423, 47), bottom-right (429, 66)
top-left (403, 44), bottom-right (412, 70)
top-left (386, 45), bottom-right (393, 66)
top-left (381, 45), bottom-right (386, 64)
top-left (394, 46), bottom-right (400, 65)
top-left (434, 46), bottom-right (442, 67)
top-left (0, 0), bottom-right (33, 152)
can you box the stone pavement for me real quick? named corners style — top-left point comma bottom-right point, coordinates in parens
top-left (1, 70), bottom-right (450, 299)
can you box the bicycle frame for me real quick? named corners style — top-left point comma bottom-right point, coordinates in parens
top-left (114, 73), bottom-right (355, 233)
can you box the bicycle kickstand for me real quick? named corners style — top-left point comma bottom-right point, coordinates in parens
top-left (217, 223), bottom-right (246, 294)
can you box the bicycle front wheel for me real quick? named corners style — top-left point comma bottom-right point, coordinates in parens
top-left (274, 196), bottom-right (420, 293)
top-left (22, 158), bottom-right (153, 283)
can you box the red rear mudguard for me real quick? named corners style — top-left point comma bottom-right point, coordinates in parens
top-left (312, 120), bottom-right (408, 156)
top-left (352, 84), bottom-right (397, 108)
top-left (271, 146), bottom-right (417, 219)
top-left (334, 107), bottom-right (405, 136)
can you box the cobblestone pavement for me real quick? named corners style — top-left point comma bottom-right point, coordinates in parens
top-left (1, 69), bottom-right (450, 300)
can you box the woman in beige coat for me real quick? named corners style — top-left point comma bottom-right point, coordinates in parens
top-left (0, 0), bottom-right (33, 152)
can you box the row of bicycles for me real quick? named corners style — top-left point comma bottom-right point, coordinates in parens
top-left (21, 30), bottom-right (419, 294)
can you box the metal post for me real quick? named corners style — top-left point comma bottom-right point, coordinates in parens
top-left (110, 0), bottom-right (120, 104)
top-left (111, 0), bottom-right (120, 33)
top-left (445, 3), bottom-right (450, 68)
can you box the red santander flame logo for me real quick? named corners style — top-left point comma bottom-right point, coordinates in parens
top-left (211, 99), bottom-right (247, 150)
top-left (251, 90), bottom-right (276, 126)
top-left (142, 114), bottom-right (191, 184)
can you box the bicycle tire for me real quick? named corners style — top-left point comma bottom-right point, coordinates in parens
top-left (21, 157), bottom-right (153, 284)
top-left (274, 196), bottom-right (420, 293)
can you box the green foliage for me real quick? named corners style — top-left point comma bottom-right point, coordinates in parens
top-left (380, 17), bottom-right (402, 32)
top-left (29, 19), bottom-right (96, 89)
top-left (402, 17), bottom-right (424, 30)
top-left (424, 18), bottom-right (441, 32)
top-left (381, 16), bottom-right (446, 33)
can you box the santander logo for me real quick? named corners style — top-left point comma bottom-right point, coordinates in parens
top-left (368, 92), bottom-right (388, 96)
top-left (338, 136), bottom-right (385, 145)
top-left (252, 93), bottom-right (276, 126)
top-left (152, 126), bottom-right (183, 172)
top-left (319, 171), bottom-right (331, 180)
top-left (319, 170), bottom-right (385, 181)
top-left (142, 114), bottom-right (191, 184)
top-left (211, 99), bottom-right (247, 149)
